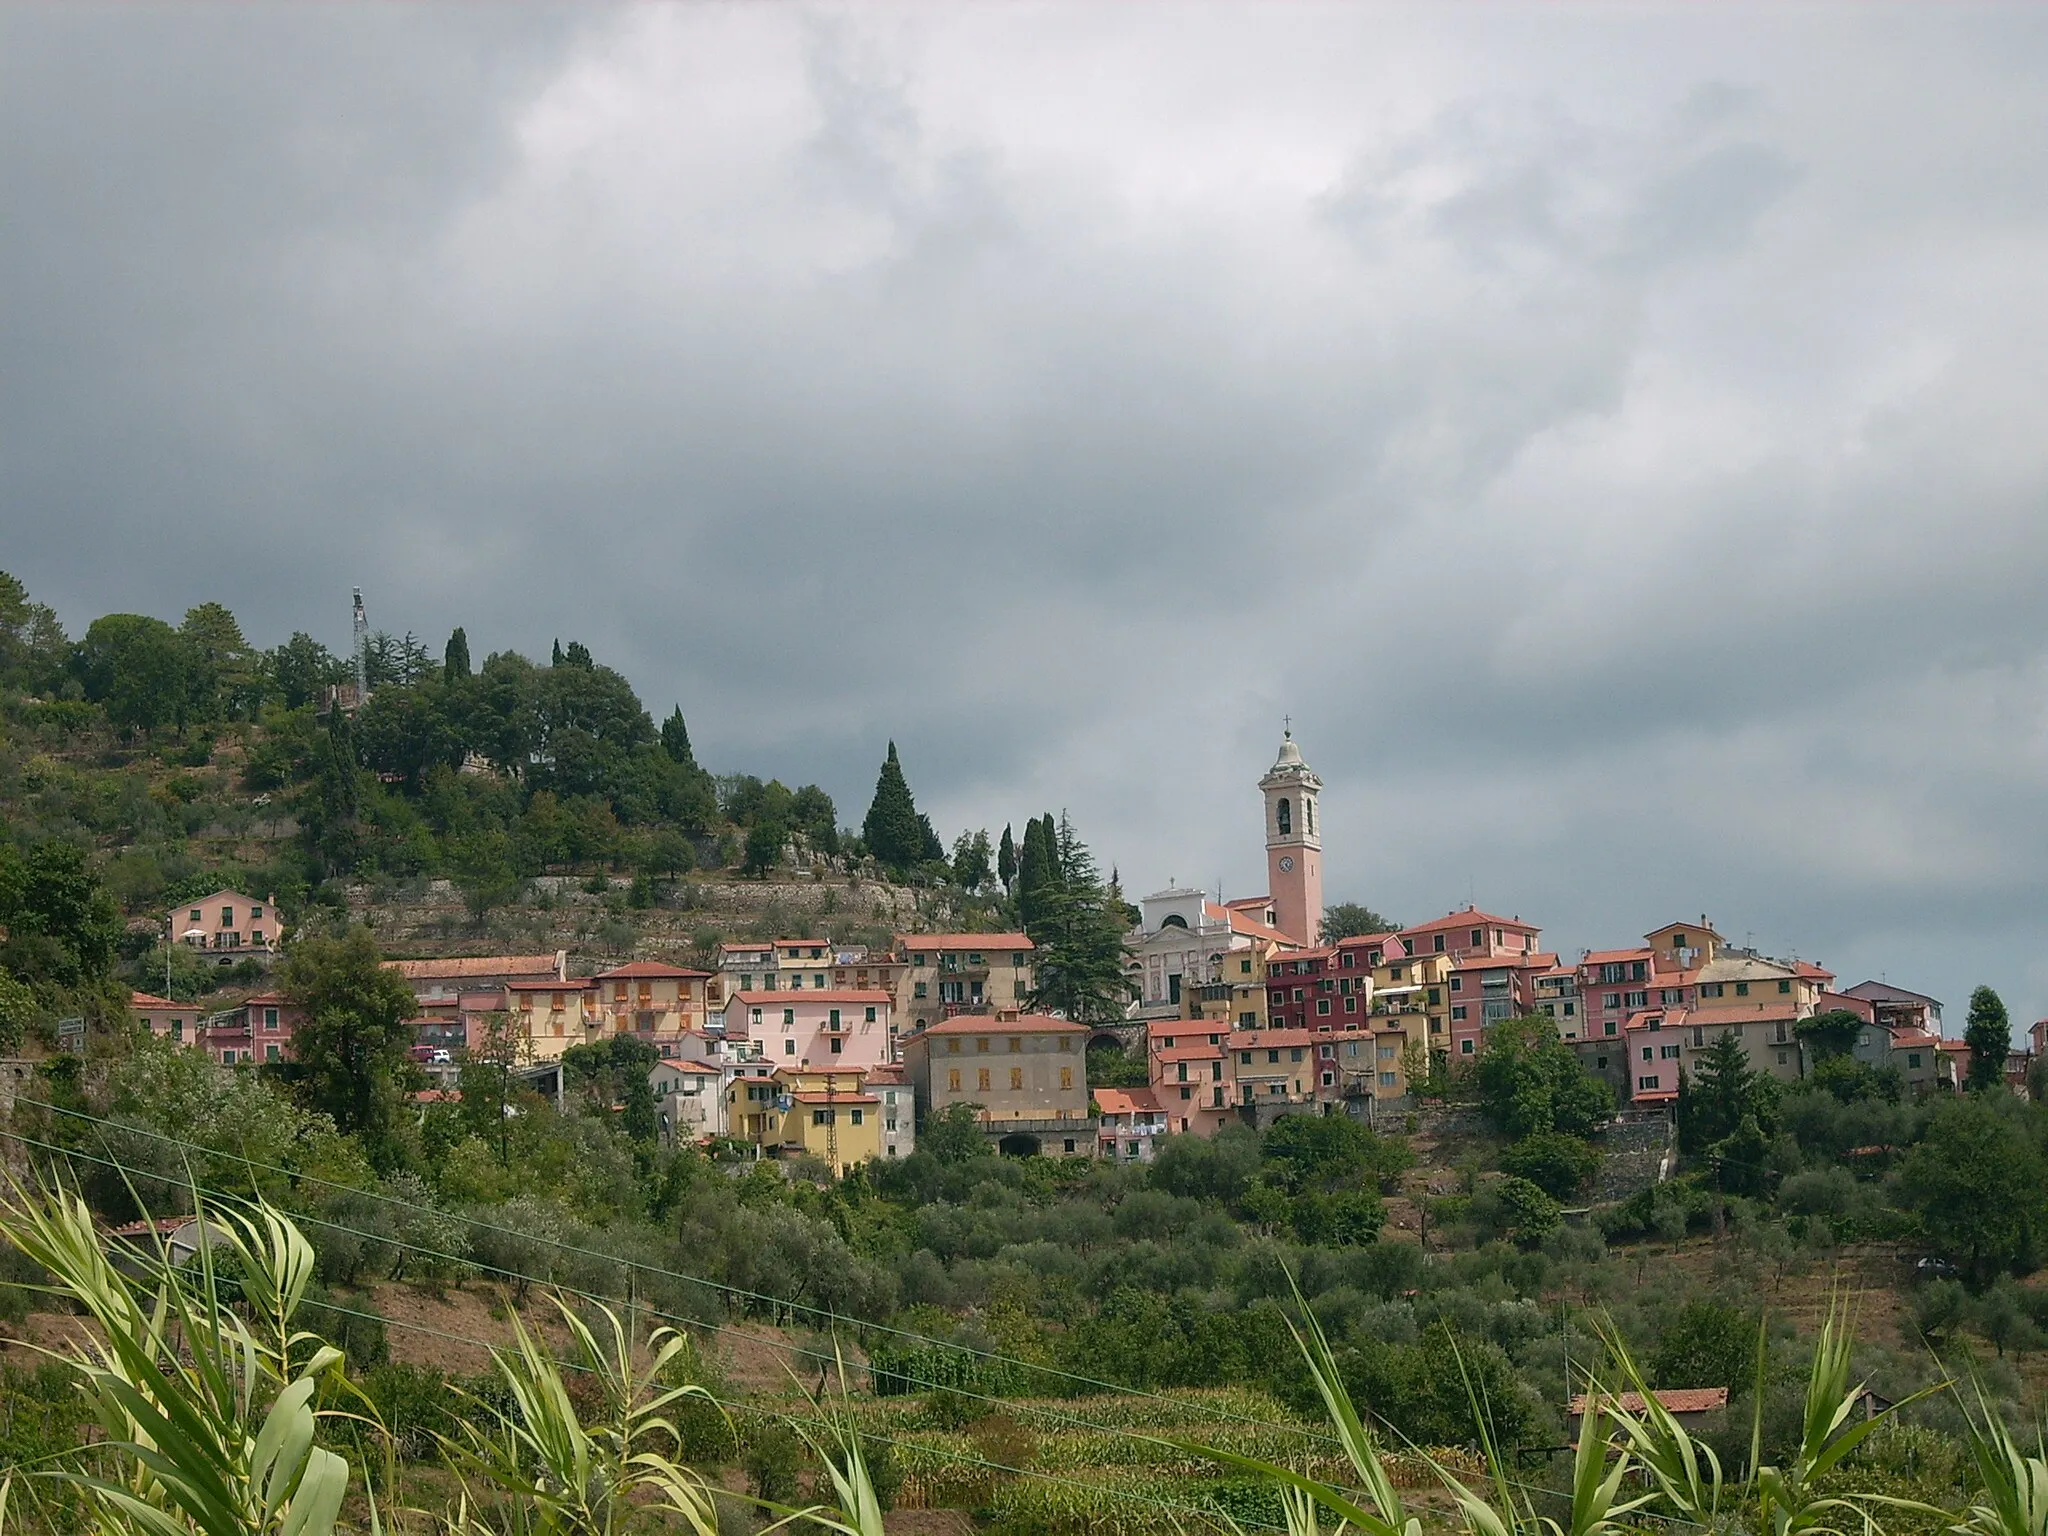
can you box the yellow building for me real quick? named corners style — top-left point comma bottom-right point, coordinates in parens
top-left (505, 980), bottom-right (599, 1059)
top-left (737, 1067), bottom-right (880, 1174)
top-left (1370, 950), bottom-right (1454, 1049)
top-left (1183, 941), bottom-right (1273, 1030)
top-left (589, 961), bottom-right (711, 1040)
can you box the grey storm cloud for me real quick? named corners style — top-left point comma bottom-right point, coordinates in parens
top-left (4, 4), bottom-right (2048, 1020)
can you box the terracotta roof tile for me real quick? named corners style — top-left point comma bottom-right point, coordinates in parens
top-left (917, 1013), bottom-right (1086, 1037)
top-left (1570, 1388), bottom-right (1728, 1416)
top-left (894, 933), bottom-right (1034, 951)
top-left (593, 961), bottom-right (711, 980)
top-left (1093, 1087), bottom-right (1164, 1115)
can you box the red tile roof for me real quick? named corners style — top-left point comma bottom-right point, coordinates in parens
top-left (130, 991), bottom-right (179, 1009)
top-left (727, 990), bottom-right (893, 1006)
top-left (1152, 1044), bottom-right (1225, 1063)
top-left (1582, 948), bottom-right (1653, 966)
top-left (1227, 1028), bottom-right (1313, 1049)
top-left (1400, 909), bottom-right (1537, 937)
top-left (789, 1091), bottom-right (880, 1105)
top-left (1569, 1388), bottom-right (1728, 1416)
top-left (1093, 1087), bottom-right (1163, 1116)
top-left (593, 961), bottom-right (711, 980)
top-left (508, 979), bottom-right (590, 992)
top-left (651, 1060), bottom-right (721, 1075)
top-left (895, 933), bottom-right (1034, 952)
top-left (1204, 902), bottom-right (1295, 945)
top-left (1682, 1003), bottom-right (1800, 1025)
top-left (917, 1013), bottom-right (1087, 1037)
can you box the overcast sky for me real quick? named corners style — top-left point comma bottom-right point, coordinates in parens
top-left (5, 5), bottom-right (2047, 1026)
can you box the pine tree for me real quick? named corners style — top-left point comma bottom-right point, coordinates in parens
top-left (443, 627), bottom-right (471, 683)
top-left (1965, 985), bottom-right (2013, 1092)
top-left (660, 706), bottom-right (696, 767)
top-left (861, 742), bottom-right (926, 873)
top-left (1024, 813), bottom-right (1135, 1023)
top-left (1677, 1030), bottom-right (1777, 1156)
top-left (998, 824), bottom-right (1017, 890)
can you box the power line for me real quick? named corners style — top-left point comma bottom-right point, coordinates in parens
top-left (2, 1132), bottom-right (1297, 1533)
top-left (11, 1093), bottom-right (1303, 1429)
top-left (1, 1123), bottom-right (1343, 1467)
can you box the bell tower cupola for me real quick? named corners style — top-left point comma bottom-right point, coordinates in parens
top-left (1259, 726), bottom-right (1323, 946)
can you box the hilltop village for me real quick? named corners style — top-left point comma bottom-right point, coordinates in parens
top-left (119, 730), bottom-right (1997, 1169)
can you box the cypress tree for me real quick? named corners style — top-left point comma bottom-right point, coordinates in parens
top-left (551, 638), bottom-right (564, 666)
top-left (1016, 815), bottom-right (1055, 931)
top-left (1965, 986), bottom-right (2013, 1092)
top-left (998, 824), bottom-right (1017, 890)
top-left (443, 627), bottom-right (471, 683)
top-left (660, 706), bottom-right (697, 767)
top-left (861, 742), bottom-right (926, 873)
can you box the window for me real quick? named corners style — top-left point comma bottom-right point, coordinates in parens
top-left (1776, 1051), bottom-right (1789, 1066)
top-left (1433, 934), bottom-right (1446, 953)
top-left (851, 1108), bottom-right (864, 1125)
top-left (263, 1008), bottom-right (279, 1031)
top-left (1010, 1067), bottom-right (1023, 1090)
top-left (1460, 1038), bottom-right (1475, 1055)
top-left (945, 1038), bottom-right (960, 1054)
top-left (1057, 1036), bottom-right (1072, 1052)
top-left (783, 1008), bottom-right (795, 1026)
top-left (1604, 1020), bottom-right (1617, 1037)
top-left (1451, 1005), bottom-right (1467, 1021)
top-left (864, 1006), bottom-right (877, 1022)
top-left (1638, 1075), bottom-right (1659, 1091)
top-left (1379, 1071), bottom-right (1398, 1087)
top-left (1777, 979), bottom-right (1791, 994)
top-left (265, 1044), bottom-right (280, 1061)
top-left (829, 1009), bottom-right (841, 1028)
top-left (1276, 797), bottom-right (1291, 834)
top-left (1908, 1052), bottom-right (1923, 1069)
top-left (1239, 1051), bottom-right (1252, 1064)
top-left (1449, 976), bottom-right (1463, 994)
top-left (1008, 1037), bottom-right (1022, 1053)
top-left (751, 1008), bottom-right (763, 1027)
top-left (1470, 929), bottom-right (1482, 947)
top-left (220, 906), bottom-right (234, 927)
top-left (977, 1068), bottom-right (991, 1092)
top-left (1061, 1067), bottom-right (1074, 1090)
top-left (221, 1049), bottom-right (236, 1064)
top-left (189, 908), bottom-right (202, 923)
top-left (1565, 1002), bottom-right (1577, 1017)
top-left (1290, 1047), bottom-right (1304, 1062)
top-left (1267, 1049), bottom-right (1280, 1063)
top-left (976, 1037), bottom-right (990, 1053)
top-left (171, 1019), bottom-right (183, 1040)
top-left (789, 974), bottom-right (802, 989)
top-left (1700, 982), bottom-right (1723, 998)
top-left (830, 1037), bottom-right (843, 1054)
top-left (1321, 1071), bottom-right (1334, 1086)
top-left (1660, 1044), bottom-right (1680, 1060)
top-left (814, 973), bottom-right (826, 987)
top-left (914, 981), bottom-right (928, 998)
top-left (250, 904), bottom-right (264, 920)
top-left (948, 1069), bottom-right (961, 1092)
top-left (1316, 999), bottom-right (1331, 1016)
top-left (1344, 997), bottom-right (1357, 1014)
top-left (812, 1109), bottom-right (832, 1126)
top-left (1427, 987), bottom-right (1441, 1006)
top-left (1642, 1046), bottom-right (1654, 1061)
top-left (1625, 991), bottom-right (1648, 1008)
top-left (1736, 982), bottom-right (1750, 997)
top-left (785, 1040), bottom-right (796, 1055)
top-left (1292, 988), bottom-right (1304, 1002)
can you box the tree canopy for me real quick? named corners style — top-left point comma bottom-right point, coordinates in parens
top-left (1965, 985), bottom-right (2012, 1091)
top-left (1473, 1017), bottom-right (1614, 1139)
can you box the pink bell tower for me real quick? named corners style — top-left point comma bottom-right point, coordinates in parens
top-left (1260, 727), bottom-right (1323, 946)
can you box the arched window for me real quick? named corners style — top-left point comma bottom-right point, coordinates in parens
top-left (1161, 913), bottom-right (1188, 930)
top-left (1276, 798), bottom-right (1292, 835)
top-left (1305, 798), bottom-right (1314, 835)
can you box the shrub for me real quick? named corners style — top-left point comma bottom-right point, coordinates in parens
top-left (1501, 1131), bottom-right (1601, 1201)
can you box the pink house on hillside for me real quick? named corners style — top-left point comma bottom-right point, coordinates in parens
top-left (131, 991), bottom-right (200, 1047)
top-left (202, 992), bottom-right (304, 1066)
top-left (720, 990), bottom-right (895, 1071)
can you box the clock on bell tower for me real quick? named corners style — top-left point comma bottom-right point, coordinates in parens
top-left (1259, 727), bottom-right (1322, 946)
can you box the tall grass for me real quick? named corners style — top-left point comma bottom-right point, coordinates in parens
top-left (6, 1177), bottom-right (2045, 1536)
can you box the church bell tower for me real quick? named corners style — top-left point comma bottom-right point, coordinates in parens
top-left (1260, 728), bottom-right (1323, 946)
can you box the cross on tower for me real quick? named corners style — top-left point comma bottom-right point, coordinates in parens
top-left (1283, 714), bottom-right (1291, 737)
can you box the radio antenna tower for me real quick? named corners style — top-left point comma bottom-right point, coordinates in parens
top-left (352, 588), bottom-right (369, 701)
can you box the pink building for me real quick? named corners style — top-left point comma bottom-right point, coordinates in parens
top-left (1095, 1087), bottom-right (1168, 1162)
top-left (720, 989), bottom-right (895, 1071)
top-left (201, 991), bottom-right (303, 1065)
top-left (1146, 1019), bottom-right (1232, 1135)
top-left (131, 991), bottom-right (199, 1047)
